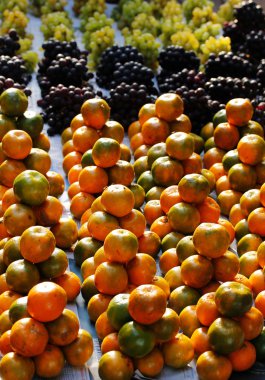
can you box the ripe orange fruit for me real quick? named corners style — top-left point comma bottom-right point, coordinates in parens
top-left (138, 103), bottom-right (156, 126)
top-left (155, 93), bottom-right (184, 121)
top-left (78, 166), bottom-right (108, 194)
top-left (162, 333), bottom-right (194, 369)
top-left (166, 131), bottom-right (194, 160)
top-left (62, 328), bottom-right (93, 366)
top-left (27, 282), bottom-right (67, 322)
top-left (81, 98), bottom-right (110, 129)
top-left (128, 284), bottom-right (167, 325)
top-left (94, 262), bottom-right (128, 296)
top-left (98, 350), bottom-right (134, 380)
top-left (101, 185), bottom-right (134, 218)
top-left (135, 347), bottom-right (164, 378)
top-left (196, 350), bottom-right (232, 380)
top-left (226, 98), bottom-right (253, 126)
top-left (104, 229), bottom-right (138, 264)
top-left (248, 207), bottom-right (265, 237)
top-left (0, 352), bottom-right (35, 380)
top-left (34, 344), bottom-right (65, 378)
top-left (237, 134), bottom-right (265, 166)
top-left (92, 137), bottom-right (121, 168)
top-left (0, 88), bottom-right (28, 117)
top-left (168, 202), bottom-right (200, 234)
top-left (181, 255), bottom-right (214, 289)
top-left (2, 130), bottom-right (32, 160)
top-left (228, 340), bottom-right (256, 372)
top-left (141, 117), bottom-right (169, 145)
top-left (178, 173), bottom-right (210, 204)
top-left (213, 122), bottom-right (240, 150)
top-left (126, 253), bottom-right (156, 286)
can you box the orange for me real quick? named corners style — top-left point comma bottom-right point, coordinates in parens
top-left (228, 341), bottom-right (256, 372)
top-left (249, 269), bottom-right (265, 296)
top-left (33, 195), bottom-right (63, 227)
top-left (166, 131), bottom-right (194, 160)
top-left (45, 308), bottom-right (79, 346)
top-left (95, 311), bottom-right (116, 341)
top-left (215, 281), bottom-right (253, 317)
top-left (50, 217), bottom-right (78, 249)
top-left (237, 233), bottom-right (262, 256)
top-left (70, 191), bottom-right (95, 219)
top-left (213, 122), bottom-right (240, 150)
top-left (200, 121), bottom-right (214, 140)
top-left (144, 200), bottom-right (164, 226)
top-left (209, 162), bottom-right (227, 181)
top-left (228, 163), bottom-right (257, 192)
top-left (149, 307), bottom-right (179, 342)
top-left (155, 93), bottom-right (184, 121)
top-left (101, 185), bottom-right (134, 217)
top-left (118, 209), bottom-right (146, 237)
top-left (37, 247), bottom-right (68, 280)
top-left (255, 290), bottom-right (265, 317)
top-left (162, 333), bottom-right (194, 369)
top-left (213, 250), bottom-right (239, 281)
top-left (128, 284), bottom-right (167, 325)
top-left (128, 120), bottom-right (141, 138)
top-left (257, 241), bottom-right (265, 268)
top-left (193, 222), bottom-right (231, 259)
top-left (170, 113), bottom-right (192, 133)
top-left (70, 113), bottom-right (85, 132)
top-left (248, 207), bottom-right (265, 237)
top-left (81, 98), bottom-right (110, 129)
top-left (130, 132), bottom-right (144, 152)
top-left (94, 262), bottom-right (128, 296)
top-left (203, 147), bottom-right (225, 170)
top-left (201, 168), bottom-right (216, 192)
top-left (147, 142), bottom-right (166, 167)
top-left (178, 173), bottom-right (210, 204)
top-left (24, 148), bottom-right (51, 175)
top-left (10, 317), bottom-right (48, 357)
top-left (179, 305), bottom-right (201, 337)
top-left (159, 248), bottom-right (179, 274)
top-left (261, 182), bottom-right (265, 207)
top-left (6, 259), bottom-right (40, 294)
top-left (78, 166), bottom-right (108, 194)
top-left (217, 189), bottom-right (242, 216)
top-left (92, 137), bottom-right (121, 168)
top-left (62, 151), bottom-right (82, 174)
top-left (138, 103), bottom-right (156, 126)
top-left (1, 188), bottom-right (19, 213)
top-left (176, 235), bottom-right (197, 263)
top-left (0, 88), bottom-right (28, 117)
top-left (182, 152), bottom-right (203, 174)
top-left (138, 230), bottom-right (161, 258)
top-left (0, 114), bottom-right (16, 141)
top-left (208, 317), bottom-right (245, 355)
top-left (236, 306), bottom-right (264, 340)
top-left (197, 196), bottom-right (220, 223)
top-left (226, 98), bottom-right (253, 126)
top-left (128, 183), bottom-right (145, 209)
top-left (135, 347), bottom-right (164, 378)
top-left (239, 251), bottom-right (259, 278)
top-left (101, 332), bottom-right (120, 354)
top-left (229, 203), bottom-right (245, 226)
top-left (2, 130), bottom-right (32, 160)
top-left (34, 344), bottom-right (65, 378)
top-left (0, 352), bottom-right (35, 380)
top-left (0, 329), bottom-right (12, 355)
top-left (159, 185), bottom-right (181, 214)
top-left (72, 125), bottom-right (99, 153)
top-left (68, 163), bottom-right (82, 184)
top-left (33, 132), bottom-right (50, 152)
top-left (0, 159), bottom-right (26, 188)
top-left (87, 211), bottom-right (119, 242)
top-left (118, 321), bottom-right (156, 358)
top-left (142, 117), bottom-right (169, 145)
top-left (108, 160), bottom-right (134, 187)
top-left (168, 202), bottom-right (200, 234)
top-left (104, 229), bottom-right (138, 264)
top-left (196, 292), bottom-right (220, 327)
top-left (237, 134), bottom-right (265, 166)
top-left (190, 327), bottom-right (211, 355)
top-left (62, 329), bottom-right (93, 366)
top-left (240, 188), bottom-right (261, 217)
top-left (196, 351), bottom-right (232, 380)
top-left (3, 203), bottom-right (36, 236)
top-left (98, 351), bottom-right (134, 380)
top-left (241, 119), bottom-right (264, 138)
top-left (181, 255), bottom-right (213, 289)
top-left (87, 293), bottom-right (112, 322)
top-left (20, 226), bottom-right (55, 263)
top-left (256, 159), bottom-right (265, 185)
top-left (101, 120), bottom-right (124, 143)
top-left (126, 253), bottom-right (156, 286)
top-left (45, 170), bottom-right (65, 198)
top-left (0, 290), bottom-right (21, 315)
top-left (168, 285), bottom-right (200, 314)
top-left (27, 282), bottom-right (67, 322)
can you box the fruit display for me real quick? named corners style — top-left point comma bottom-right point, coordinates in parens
top-left (0, 0), bottom-right (265, 379)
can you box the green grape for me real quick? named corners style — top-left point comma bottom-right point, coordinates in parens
top-left (117, 0), bottom-right (153, 29)
top-left (200, 36), bottom-right (231, 63)
top-left (123, 29), bottom-right (160, 69)
top-left (111, 0), bottom-right (129, 22)
top-left (0, 9), bottom-right (28, 37)
top-left (82, 13), bottom-right (113, 47)
top-left (40, 12), bottom-right (74, 40)
top-left (80, 0), bottom-right (106, 20)
top-left (194, 22), bottom-right (221, 42)
top-left (217, 0), bottom-right (242, 23)
top-left (189, 6), bottom-right (219, 29)
top-left (130, 13), bottom-right (160, 37)
top-left (40, 0), bottom-right (67, 14)
top-left (17, 35), bottom-right (33, 53)
top-left (0, 0), bottom-right (28, 14)
top-left (171, 30), bottom-right (200, 52)
top-left (21, 51), bottom-right (38, 73)
top-left (150, 0), bottom-right (169, 17)
top-left (88, 26), bottom-right (115, 69)
top-left (162, 0), bottom-right (183, 18)
top-left (182, 0), bottom-right (214, 21)
top-left (160, 18), bottom-right (188, 46)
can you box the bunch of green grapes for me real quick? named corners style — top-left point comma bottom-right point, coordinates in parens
top-left (123, 29), bottom-right (160, 69)
top-left (0, 0), bottom-right (28, 15)
top-left (160, 18), bottom-right (188, 46)
top-left (170, 29), bottom-right (200, 52)
top-left (21, 51), bottom-right (38, 73)
top-left (82, 13), bottom-right (113, 48)
top-left (117, 0), bottom-right (153, 29)
top-left (200, 36), bottom-right (231, 62)
top-left (17, 35), bottom-right (33, 53)
top-left (0, 9), bottom-right (28, 37)
top-left (40, 12), bottom-right (74, 40)
top-left (194, 21), bottom-right (221, 42)
top-left (80, 0), bottom-right (106, 21)
top-left (40, 0), bottom-right (67, 14)
top-left (189, 6), bottom-right (219, 28)
top-left (217, 0), bottom-right (242, 23)
top-left (149, 0), bottom-right (169, 17)
top-left (88, 26), bottom-right (115, 69)
top-left (162, 0), bottom-right (183, 19)
top-left (130, 13), bottom-right (160, 37)
top-left (182, 0), bottom-right (214, 21)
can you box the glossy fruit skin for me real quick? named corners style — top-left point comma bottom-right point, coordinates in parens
top-left (6, 259), bottom-right (40, 294)
top-left (208, 317), bottom-right (245, 355)
top-left (118, 321), bottom-right (156, 358)
top-left (45, 309), bottom-right (79, 346)
top-left (17, 110), bottom-right (44, 139)
top-left (215, 281), bottom-right (253, 317)
top-left (162, 333), bottom-right (194, 369)
top-left (196, 350), bottom-right (232, 380)
top-left (13, 170), bottom-right (50, 206)
top-left (0, 88), bottom-right (28, 117)
top-left (0, 352), bottom-right (35, 380)
top-left (98, 350), bottom-right (134, 380)
top-left (34, 344), bottom-right (65, 378)
top-left (107, 294), bottom-right (131, 331)
top-left (62, 329), bottom-right (93, 366)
